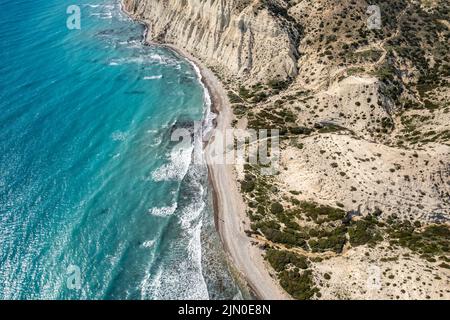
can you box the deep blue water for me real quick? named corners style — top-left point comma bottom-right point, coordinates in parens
top-left (0, 0), bottom-right (240, 299)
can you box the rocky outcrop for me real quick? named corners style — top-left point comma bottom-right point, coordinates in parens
top-left (123, 0), bottom-right (300, 83)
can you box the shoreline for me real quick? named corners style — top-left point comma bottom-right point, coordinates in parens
top-left (121, 2), bottom-right (289, 300)
top-left (170, 45), bottom-right (289, 300)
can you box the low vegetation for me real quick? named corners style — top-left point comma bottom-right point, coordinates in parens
top-left (265, 249), bottom-right (319, 300)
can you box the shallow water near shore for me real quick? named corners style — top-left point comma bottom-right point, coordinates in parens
top-left (0, 0), bottom-right (240, 299)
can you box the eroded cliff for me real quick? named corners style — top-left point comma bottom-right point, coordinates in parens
top-left (123, 0), bottom-right (300, 83)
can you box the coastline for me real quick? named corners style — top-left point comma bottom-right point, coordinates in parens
top-left (121, 3), bottom-right (289, 300)
top-left (166, 45), bottom-right (289, 300)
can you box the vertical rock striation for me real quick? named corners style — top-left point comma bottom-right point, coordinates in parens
top-left (123, 0), bottom-right (300, 83)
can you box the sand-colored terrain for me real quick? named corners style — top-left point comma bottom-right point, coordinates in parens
top-left (311, 241), bottom-right (449, 300)
top-left (279, 134), bottom-right (450, 222)
top-left (123, 0), bottom-right (450, 300)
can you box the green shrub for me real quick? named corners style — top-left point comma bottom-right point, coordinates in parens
top-left (261, 227), bottom-right (306, 247)
top-left (289, 126), bottom-right (313, 135)
top-left (309, 234), bottom-right (346, 253)
top-left (318, 124), bottom-right (346, 133)
top-left (386, 219), bottom-right (450, 257)
top-left (228, 91), bottom-right (243, 103)
top-left (271, 202), bottom-right (284, 214)
top-left (239, 86), bottom-right (252, 100)
top-left (278, 270), bottom-right (318, 300)
top-left (241, 180), bottom-right (255, 193)
top-left (348, 217), bottom-right (382, 247)
top-left (299, 201), bottom-right (346, 223)
top-left (267, 79), bottom-right (290, 91)
top-left (266, 249), bottom-right (309, 272)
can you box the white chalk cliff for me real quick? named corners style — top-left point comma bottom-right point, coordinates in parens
top-left (123, 0), bottom-right (300, 83)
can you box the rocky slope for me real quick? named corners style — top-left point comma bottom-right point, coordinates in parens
top-left (123, 0), bottom-right (300, 83)
top-left (124, 0), bottom-right (450, 299)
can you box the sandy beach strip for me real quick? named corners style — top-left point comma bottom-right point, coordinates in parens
top-left (171, 46), bottom-right (289, 300)
top-left (121, 3), bottom-right (288, 300)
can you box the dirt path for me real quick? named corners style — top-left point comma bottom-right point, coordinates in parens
top-left (329, 4), bottom-right (412, 84)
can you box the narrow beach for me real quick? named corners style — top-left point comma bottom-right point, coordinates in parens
top-left (121, 3), bottom-right (288, 300)
top-left (169, 45), bottom-right (289, 300)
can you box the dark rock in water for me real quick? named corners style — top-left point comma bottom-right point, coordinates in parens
top-left (169, 119), bottom-right (196, 141)
top-left (179, 75), bottom-right (196, 85)
top-left (97, 29), bottom-right (116, 36)
top-left (171, 119), bottom-right (196, 131)
top-left (125, 90), bottom-right (146, 95)
top-left (97, 27), bottom-right (135, 39)
top-left (98, 208), bottom-right (110, 216)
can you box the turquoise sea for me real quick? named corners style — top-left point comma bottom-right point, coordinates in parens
top-left (0, 0), bottom-right (240, 299)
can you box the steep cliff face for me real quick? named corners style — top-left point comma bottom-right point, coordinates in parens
top-left (123, 0), bottom-right (300, 83)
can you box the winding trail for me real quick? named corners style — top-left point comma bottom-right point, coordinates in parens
top-left (328, 3), bottom-right (412, 85)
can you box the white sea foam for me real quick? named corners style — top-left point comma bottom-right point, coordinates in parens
top-left (149, 135), bottom-right (163, 147)
top-left (108, 54), bottom-right (166, 66)
top-left (102, 13), bottom-right (113, 19)
top-left (125, 40), bottom-right (141, 49)
top-left (151, 144), bottom-right (193, 181)
top-left (111, 131), bottom-right (128, 141)
top-left (148, 203), bottom-right (177, 217)
top-left (184, 57), bottom-right (216, 139)
top-left (89, 12), bottom-right (112, 19)
top-left (181, 186), bottom-right (205, 229)
top-left (142, 240), bottom-right (156, 248)
top-left (143, 75), bottom-right (163, 80)
top-left (127, 26), bottom-right (218, 300)
top-left (87, 2), bottom-right (118, 20)
top-left (149, 54), bottom-right (163, 63)
top-left (140, 124), bottom-right (210, 298)
top-left (140, 211), bottom-right (209, 299)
